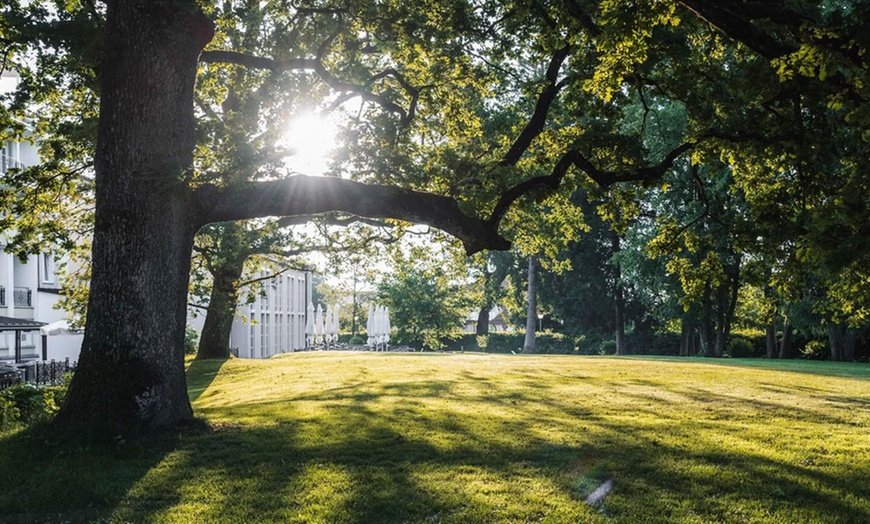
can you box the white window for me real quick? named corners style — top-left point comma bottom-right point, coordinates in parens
top-left (41, 253), bottom-right (55, 284)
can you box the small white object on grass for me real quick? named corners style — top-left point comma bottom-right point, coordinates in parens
top-left (585, 479), bottom-right (614, 506)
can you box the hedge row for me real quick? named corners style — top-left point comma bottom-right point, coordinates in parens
top-left (439, 331), bottom-right (769, 357)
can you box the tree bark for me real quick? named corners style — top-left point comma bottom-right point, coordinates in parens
top-left (844, 329), bottom-right (856, 362)
top-left (679, 316), bottom-right (689, 356)
top-left (522, 256), bottom-right (538, 354)
top-left (476, 307), bottom-right (490, 336)
top-left (765, 320), bottom-right (778, 359)
top-left (777, 320), bottom-right (793, 359)
top-left (828, 323), bottom-right (845, 361)
top-left (612, 234), bottom-right (626, 355)
top-left (477, 264), bottom-right (491, 336)
top-left (55, 0), bottom-right (214, 433)
top-left (699, 283), bottom-right (714, 356)
top-left (196, 263), bottom-right (245, 359)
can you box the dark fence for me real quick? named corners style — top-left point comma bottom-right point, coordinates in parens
top-left (0, 358), bottom-right (75, 391)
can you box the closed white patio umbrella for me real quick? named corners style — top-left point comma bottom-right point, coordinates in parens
top-left (305, 302), bottom-right (315, 349)
top-left (366, 305), bottom-right (374, 349)
top-left (315, 304), bottom-right (324, 346)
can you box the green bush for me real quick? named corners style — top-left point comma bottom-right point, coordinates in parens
top-left (801, 340), bottom-right (829, 360)
top-left (599, 340), bottom-right (617, 355)
top-left (184, 325), bottom-right (199, 355)
top-left (727, 337), bottom-right (756, 358)
top-left (484, 333), bottom-right (573, 354)
top-left (349, 336), bottom-right (365, 345)
top-left (0, 382), bottom-right (68, 428)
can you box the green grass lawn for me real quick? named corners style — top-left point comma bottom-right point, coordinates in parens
top-left (2, 352), bottom-right (869, 523)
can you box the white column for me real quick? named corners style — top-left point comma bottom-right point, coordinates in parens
top-left (5, 252), bottom-right (13, 317)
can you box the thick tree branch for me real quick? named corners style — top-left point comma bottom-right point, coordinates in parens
top-left (488, 142), bottom-right (696, 227)
top-left (678, 0), bottom-right (796, 60)
top-left (488, 152), bottom-right (576, 227)
top-left (500, 46), bottom-right (570, 166)
top-left (574, 142), bottom-right (696, 186)
top-left (193, 176), bottom-right (510, 254)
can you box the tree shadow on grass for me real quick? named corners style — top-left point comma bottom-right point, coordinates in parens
top-left (186, 358), bottom-right (228, 402)
top-left (2, 364), bottom-right (869, 523)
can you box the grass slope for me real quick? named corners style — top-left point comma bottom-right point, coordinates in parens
top-left (1, 353), bottom-right (869, 523)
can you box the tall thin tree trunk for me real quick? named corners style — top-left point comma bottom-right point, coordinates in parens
top-left (828, 323), bottom-right (845, 361)
top-left (699, 283), bottom-right (714, 356)
top-left (477, 264), bottom-right (491, 336)
top-left (523, 256), bottom-right (538, 354)
top-left (777, 320), bottom-right (793, 359)
top-left (55, 2), bottom-right (214, 434)
top-left (714, 257), bottom-right (741, 358)
top-left (765, 320), bottom-right (778, 359)
top-left (844, 328), bottom-right (857, 362)
top-left (612, 234), bottom-right (626, 355)
top-left (680, 315), bottom-right (691, 357)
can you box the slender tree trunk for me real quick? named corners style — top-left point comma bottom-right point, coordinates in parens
top-left (828, 323), bottom-right (845, 361)
top-left (699, 283), bottom-right (714, 356)
top-left (844, 329), bottom-right (856, 362)
top-left (523, 256), bottom-right (538, 354)
top-left (55, 1), bottom-right (214, 434)
top-left (679, 315), bottom-right (691, 357)
top-left (765, 320), bottom-right (778, 359)
top-left (477, 265), bottom-right (491, 336)
top-left (612, 234), bottom-right (626, 355)
top-left (777, 321), bottom-right (793, 359)
top-left (196, 265), bottom-right (244, 359)
top-left (714, 258), bottom-right (741, 358)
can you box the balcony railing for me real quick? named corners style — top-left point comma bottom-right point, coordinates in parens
top-left (0, 150), bottom-right (27, 173)
top-left (13, 287), bottom-right (32, 307)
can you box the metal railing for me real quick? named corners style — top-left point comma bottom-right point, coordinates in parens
top-left (0, 150), bottom-right (27, 173)
top-left (13, 287), bottom-right (32, 307)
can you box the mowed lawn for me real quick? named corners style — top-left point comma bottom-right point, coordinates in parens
top-left (2, 353), bottom-right (869, 523)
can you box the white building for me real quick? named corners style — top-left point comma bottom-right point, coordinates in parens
top-left (0, 139), bottom-right (84, 364)
top-left (189, 267), bottom-right (311, 359)
top-left (234, 268), bottom-right (311, 358)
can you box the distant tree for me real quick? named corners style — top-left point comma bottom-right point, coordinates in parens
top-left (378, 242), bottom-right (472, 349)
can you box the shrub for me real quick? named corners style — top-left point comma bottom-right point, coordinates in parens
top-left (349, 336), bottom-right (365, 345)
top-left (0, 382), bottom-right (68, 428)
top-left (801, 340), bottom-right (829, 360)
top-left (184, 325), bottom-right (199, 355)
top-left (727, 337), bottom-right (756, 358)
top-left (484, 333), bottom-right (573, 354)
top-left (599, 340), bottom-right (617, 355)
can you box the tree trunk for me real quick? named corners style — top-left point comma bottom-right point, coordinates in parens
top-left (699, 283), bottom-right (714, 356)
top-left (476, 307), bottom-right (490, 336)
top-left (522, 256), bottom-right (538, 354)
top-left (713, 258), bottom-right (740, 358)
top-left (828, 323), bottom-right (845, 361)
top-left (55, 1), bottom-right (214, 434)
top-left (612, 234), bottom-right (626, 355)
top-left (765, 320), bottom-right (778, 359)
top-left (196, 266), bottom-right (244, 359)
top-left (844, 329), bottom-right (856, 362)
top-left (679, 315), bottom-right (691, 357)
top-left (477, 264), bottom-right (491, 336)
top-left (777, 320), bottom-right (793, 359)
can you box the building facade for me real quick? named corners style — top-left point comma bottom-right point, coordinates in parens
top-left (0, 139), bottom-right (83, 363)
top-left (233, 268), bottom-right (311, 358)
